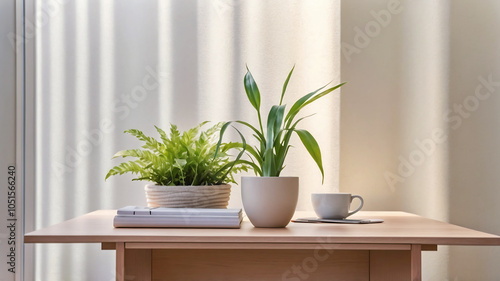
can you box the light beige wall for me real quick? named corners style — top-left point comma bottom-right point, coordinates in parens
top-left (341, 0), bottom-right (500, 280)
top-left (447, 0), bottom-right (500, 280)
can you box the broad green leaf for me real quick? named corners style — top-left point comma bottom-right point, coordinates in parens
top-left (294, 129), bottom-right (324, 183)
top-left (235, 159), bottom-right (262, 176)
top-left (284, 83), bottom-right (329, 126)
top-left (262, 105), bottom-right (281, 176)
top-left (265, 105), bottom-right (281, 149)
top-left (214, 127), bottom-right (247, 184)
top-left (280, 65), bottom-right (295, 105)
top-left (275, 114), bottom-right (313, 171)
top-left (215, 120), bottom-right (265, 158)
top-left (214, 121), bottom-right (233, 159)
top-left (285, 82), bottom-right (345, 128)
top-left (262, 147), bottom-right (276, 176)
top-left (273, 105), bottom-right (286, 142)
top-left (235, 120), bottom-right (265, 143)
top-left (244, 145), bottom-right (263, 166)
top-left (301, 82), bottom-right (346, 109)
top-left (229, 142), bottom-right (263, 167)
top-left (218, 142), bottom-right (242, 153)
top-left (244, 68), bottom-right (261, 113)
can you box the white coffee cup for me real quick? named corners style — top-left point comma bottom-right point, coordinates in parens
top-left (311, 193), bottom-right (364, 219)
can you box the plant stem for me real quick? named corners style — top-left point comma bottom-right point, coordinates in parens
top-left (257, 111), bottom-right (264, 136)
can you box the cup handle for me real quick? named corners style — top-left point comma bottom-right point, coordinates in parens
top-left (347, 195), bottom-right (364, 217)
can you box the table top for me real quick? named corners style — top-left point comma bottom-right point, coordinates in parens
top-left (24, 210), bottom-right (500, 246)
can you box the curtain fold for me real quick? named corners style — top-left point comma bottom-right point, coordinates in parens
top-left (35, 0), bottom-right (341, 279)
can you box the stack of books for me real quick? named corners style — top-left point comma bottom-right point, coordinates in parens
top-left (113, 206), bottom-right (243, 228)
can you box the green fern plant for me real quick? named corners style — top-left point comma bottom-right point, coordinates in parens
top-left (105, 122), bottom-right (248, 186)
top-left (217, 66), bottom-right (345, 183)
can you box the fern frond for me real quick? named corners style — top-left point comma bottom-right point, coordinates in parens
top-left (105, 160), bottom-right (147, 180)
top-left (155, 126), bottom-right (170, 146)
top-left (124, 129), bottom-right (162, 152)
top-left (169, 124), bottom-right (181, 141)
top-left (105, 122), bottom-right (248, 185)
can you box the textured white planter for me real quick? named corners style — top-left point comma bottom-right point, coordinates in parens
top-left (241, 176), bottom-right (299, 228)
top-left (145, 184), bottom-right (231, 208)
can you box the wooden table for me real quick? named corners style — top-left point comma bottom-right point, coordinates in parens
top-left (25, 210), bottom-right (500, 281)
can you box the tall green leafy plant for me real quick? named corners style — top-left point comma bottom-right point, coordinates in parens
top-left (106, 122), bottom-right (248, 186)
top-left (217, 66), bottom-right (345, 183)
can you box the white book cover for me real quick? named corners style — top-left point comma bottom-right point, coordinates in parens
top-left (114, 206), bottom-right (243, 228)
top-left (113, 214), bottom-right (243, 228)
top-left (117, 206), bottom-right (242, 217)
top-left (151, 207), bottom-right (242, 217)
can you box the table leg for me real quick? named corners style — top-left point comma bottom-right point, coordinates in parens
top-left (115, 243), bottom-right (152, 281)
top-left (411, 244), bottom-right (422, 281)
top-left (116, 242), bottom-right (125, 281)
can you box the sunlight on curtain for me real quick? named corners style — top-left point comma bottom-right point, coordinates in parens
top-left (399, 1), bottom-right (450, 279)
top-left (98, 0), bottom-right (117, 211)
top-left (340, 0), bottom-right (451, 280)
top-left (157, 0), bottom-right (173, 130)
top-left (35, 0), bottom-right (340, 280)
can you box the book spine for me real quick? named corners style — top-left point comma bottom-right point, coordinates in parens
top-left (113, 216), bottom-right (242, 229)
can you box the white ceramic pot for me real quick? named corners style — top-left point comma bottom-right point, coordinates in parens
top-left (145, 184), bottom-right (231, 208)
top-left (241, 176), bottom-right (298, 228)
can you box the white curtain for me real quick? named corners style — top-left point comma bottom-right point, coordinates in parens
top-left (341, 0), bottom-right (500, 280)
top-left (34, 0), bottom-right (341, 279)
top-left (33, 0), bottom-right (500, 280)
